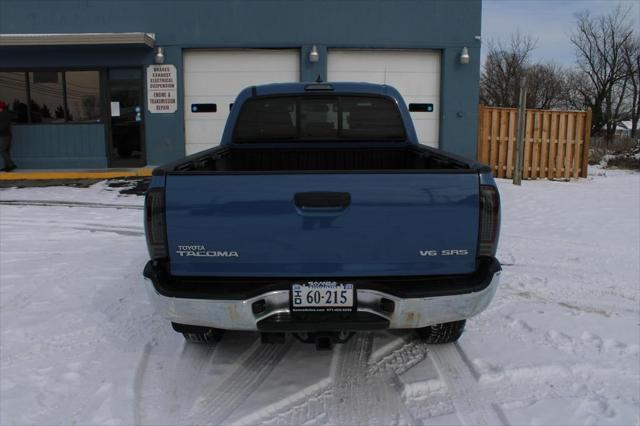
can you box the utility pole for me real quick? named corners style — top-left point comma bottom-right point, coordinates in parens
top-left (513, 76), bottom-right (528, 185)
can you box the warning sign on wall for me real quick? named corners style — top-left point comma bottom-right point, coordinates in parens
top-left (147, 64), bottom-right (177, 113)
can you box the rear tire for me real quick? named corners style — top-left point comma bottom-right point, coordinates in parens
top-left (417, 320), bottom-right (466, 344)
top-left (172, 322), bottom-right (224, 344)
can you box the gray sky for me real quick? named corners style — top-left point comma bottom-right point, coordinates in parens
top-left (481, 0), bottom-right (640, 66)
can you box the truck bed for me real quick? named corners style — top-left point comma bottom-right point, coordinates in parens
top-left (159, 144), bottom-right (486, 278)
top-left (160, 145), bottom-right (485, 174)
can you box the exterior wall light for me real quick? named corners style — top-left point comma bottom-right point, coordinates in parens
top-left (155, 46), bottom-right (165, 64)
top-left (309, 45), bottom-right (319, 63)
top-left (460, 46), bottom-right (470, 65)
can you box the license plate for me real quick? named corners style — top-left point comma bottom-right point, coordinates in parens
top-left (291, 282), bottom-right (355, 312)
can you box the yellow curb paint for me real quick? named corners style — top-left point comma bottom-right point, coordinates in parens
top-left (0, 168), bottom-right (153, 181)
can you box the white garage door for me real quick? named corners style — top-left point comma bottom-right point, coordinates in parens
top-left (183, 50), bottom-right (300, 155)
top-left (328, 50), bottom-right (440, 148)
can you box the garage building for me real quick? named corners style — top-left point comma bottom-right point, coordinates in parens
top-left (0, 0), bottom-right (482, 169)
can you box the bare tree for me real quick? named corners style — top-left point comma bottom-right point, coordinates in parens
top-left (570, 6), bottom-right (635, 137)
top-left (622, 36), bottom-right (640, 137)
top-left (480, 33), bottom-right (536, 108)
top-left (526, 63), bottom-right (568, 109)
top-left (481, 34), bottom-right (568, 110)
top-left (563, 69), bottom-right (593, 110)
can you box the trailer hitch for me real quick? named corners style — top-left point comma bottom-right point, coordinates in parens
top-left (293, 331), bottom-right (355, 350)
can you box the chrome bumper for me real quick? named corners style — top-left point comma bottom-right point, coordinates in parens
top-left (143, 270), bottom-right (500, 331)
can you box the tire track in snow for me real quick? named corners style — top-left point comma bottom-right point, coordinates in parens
top-left (234, 379), bottom-right (333, 426)
top-left (233, 336), bottom-right (374, 426)
top-left (234, 334), bottom-right (426, 426)
top-left (331, 333), bottom-right (417, 425)
top-left (188, 339), bottom-right (293, 424)
top-left (429, 343), bottom-right (505, 426)
top-left (0, 218), bottom-right (142, 230)
top-left (368, 337), bottom-right (429, 377)
top-left (0, 200), bottom-right (142, 209)
top-left (235, 338), bottom-right (629, 426)
top-left (404, 359), bottom-right (634, 424)
top-left (71, 226), bottom-right (144, 237)
top-left (133, 338), bottom-right (219, 425)
top-left (331, 333), bottom-right (374, 425)
top-left (1, 219), bottom-right (144, 236)
top-left (133, 340), bottom-right (153, 426)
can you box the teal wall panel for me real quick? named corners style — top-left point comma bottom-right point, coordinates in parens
top-left (10, 124), bottom-right (108, 169)
top-left (440, 46), bottom-right (482, 159)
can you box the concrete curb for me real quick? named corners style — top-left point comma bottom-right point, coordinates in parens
top-left (0, 168), bottom-right (153, 181)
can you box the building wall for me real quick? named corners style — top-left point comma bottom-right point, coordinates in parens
top-left (11, 124), bottom-right (107, 169)
top-left (2, 46), bottom-right (159, 168)
top-left (0, 0), bottom-right (482, 165)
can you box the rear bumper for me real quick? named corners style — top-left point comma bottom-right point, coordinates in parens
top-left (142, 258), bottom-right (501, 331)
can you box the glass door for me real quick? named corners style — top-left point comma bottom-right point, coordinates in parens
top-left (108, 78), bottom-right (145, 167)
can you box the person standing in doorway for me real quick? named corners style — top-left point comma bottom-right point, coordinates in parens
top-left (0, 101), bottom-right (17, 172)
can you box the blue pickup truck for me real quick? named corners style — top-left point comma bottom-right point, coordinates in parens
top-left (143, 82), bottom-right (501, 349)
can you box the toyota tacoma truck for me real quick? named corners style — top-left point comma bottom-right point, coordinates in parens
top-left (143, 82), bottom-right (501, 349)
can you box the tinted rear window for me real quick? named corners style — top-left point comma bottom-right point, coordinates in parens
top-left (233, 95), bottom-right (406, 142)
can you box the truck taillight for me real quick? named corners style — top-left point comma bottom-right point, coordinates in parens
top-left (145, 188), bottom-right (168, 260)
top-left (479, 185), bottom-right (500, 257)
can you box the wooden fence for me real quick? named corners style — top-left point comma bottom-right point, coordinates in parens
top-left (477, 106), bottom-right (592, 179)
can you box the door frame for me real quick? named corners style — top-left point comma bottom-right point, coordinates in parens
top-left (104, 68), bottom-right (146, 168)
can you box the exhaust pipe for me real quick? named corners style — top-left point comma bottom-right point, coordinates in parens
top-left (261, 332), bottom-right (286, 344)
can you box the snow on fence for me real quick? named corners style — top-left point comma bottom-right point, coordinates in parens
top-left (477, 106), bottom-right (592, 179)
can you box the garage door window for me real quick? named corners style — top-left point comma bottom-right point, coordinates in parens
top-left (234, 96), bottom-right (405, 142)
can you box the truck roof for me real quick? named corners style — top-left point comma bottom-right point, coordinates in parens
top-left (247, 82), bottom-right (402, 97)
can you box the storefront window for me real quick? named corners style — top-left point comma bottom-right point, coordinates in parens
top-left (0, 72), bottom-right (29, 123)
top-left (29, 71), bottom-right (65, 123)
top-left (65, 71), bottom-right (101, 122)
top-left (0, 70), bottom-right (102, 124)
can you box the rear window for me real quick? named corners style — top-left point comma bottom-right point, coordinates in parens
top-left (233, 95), bottom-right (406, 142)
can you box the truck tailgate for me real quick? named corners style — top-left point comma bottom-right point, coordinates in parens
top-left (165, 173), bottom-right (479, 277)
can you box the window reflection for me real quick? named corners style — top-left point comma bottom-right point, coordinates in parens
top-left (0, 72), bottom-right (29, 123)
top-left (0, 70), bottom-right (102, 124)
top-left (65, 71), bottom-right (101, 122)
top-left (29, 71), bottom-right (65, 123)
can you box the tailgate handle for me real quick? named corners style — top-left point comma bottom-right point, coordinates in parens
top-left (294, 192), bottom-right (351, 209)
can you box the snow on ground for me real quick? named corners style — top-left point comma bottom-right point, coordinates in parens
top-left (0, 179), bottom-right (144, 206)
top-left (1, 169), bottom-right (638, 426)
